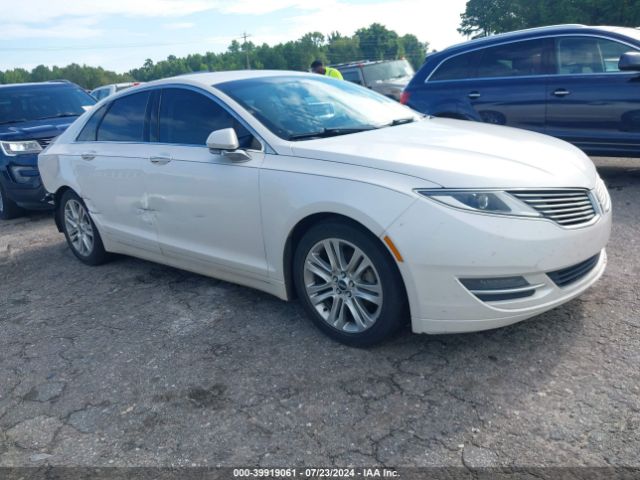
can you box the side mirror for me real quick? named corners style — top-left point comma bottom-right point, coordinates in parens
top-left (206, 128), bottom-right (239, 151)
top-left (206, 128), bottom-right (251, 162)
top-left (618, 51), bottom-right (640, 71)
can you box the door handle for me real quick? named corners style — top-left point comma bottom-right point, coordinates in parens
top-left (553, 89), bottom-right (571, 97)
top-left (150, 155), bottom-right (171, 165)
top-left (80, 152), bottom-right (96, 161)
top-left (468, 91), bottom-right (481, 99)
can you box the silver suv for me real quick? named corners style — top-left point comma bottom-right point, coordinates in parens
top-left (333, 59), bottom-right (415, 100)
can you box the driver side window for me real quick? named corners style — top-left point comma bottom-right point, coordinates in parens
top-left (157, 88), bottom-right (260, 149)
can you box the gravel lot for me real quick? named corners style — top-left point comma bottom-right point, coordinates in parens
top-left (0, 157), bottom-right (638, 470)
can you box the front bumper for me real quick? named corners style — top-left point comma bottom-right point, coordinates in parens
top-left (1, 166), bottom-right (52, 210)
top-left (384, 196), bottom-right (612, 334)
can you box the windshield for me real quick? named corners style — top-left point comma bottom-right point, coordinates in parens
top-left (362, 60), bottom-right (415, 83)
top-left (0, 85), bottom-right (96, 125)
top-left (216, 75), bottom-right (418, 141)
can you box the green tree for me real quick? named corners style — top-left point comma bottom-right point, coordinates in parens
top-left (459, 0), bottom-right (640, 37)
top-left (355, 23), bottom-right (400, 61)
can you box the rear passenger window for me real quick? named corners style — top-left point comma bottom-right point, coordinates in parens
top-left (97, 91), bottom-right (150, 142)
top-left (476, 39), bottom-right (550, 78)
top-left (158, 88), bottom-right (257, 149)
top-left (429, 51), bottom-right (480, 81)
top-left (557, 36), bottom-right (638, 74)
top-left (77, 105), bottom-right (107, 141)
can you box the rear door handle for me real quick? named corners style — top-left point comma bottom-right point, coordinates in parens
top-left (150, 155), bottom-right (171, 165)
top-left (81, 152), bottom-right (96, 161)
top-left (468, 91), bottom-right (481, 99)
top-left (553, 89), bottom-right (571, 97)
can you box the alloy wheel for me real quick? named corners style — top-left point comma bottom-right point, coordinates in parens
top-left (303, 238), bottom-right (383, 333)
top-left (64, 199), bottom-right (94, 256)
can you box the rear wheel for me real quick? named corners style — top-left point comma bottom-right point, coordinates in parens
top-left (293, 221), bottom-right (407, 347)
top-left (60, 190), bottom-right (109, 265)
top-left (0, 183), bottom-right (25, 220)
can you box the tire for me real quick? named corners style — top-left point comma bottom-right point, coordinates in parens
top-left (60, 190), bottom-right (109, 265)
top-left (293, 220), bottom-right (408, 347)
top-left (0, 183), bottom-right (25, 220)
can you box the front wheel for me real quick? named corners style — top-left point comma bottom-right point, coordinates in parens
top-left (60, 190), bottom-right (109, 265)
top-left (293, 221), bottom-right (407, 347)
top-left (0, 183), bottom-right (25, 220)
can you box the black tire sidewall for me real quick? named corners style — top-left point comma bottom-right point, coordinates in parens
top-left (293, 221), bottom-right (407, 347)
top-left (0, 182), bottom-right (24, 220)
top-left (60, 190), bottom-right (108, 265)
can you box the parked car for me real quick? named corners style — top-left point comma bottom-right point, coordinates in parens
top-left (402, 24), bottom-right (640, 157)
top-left (0, 81), bottom-right (96, 219)
top-left (39, 71), bottom-right (611, 346)
top-left (334, 59), bottom-right (414, 100)
top-left (90, 82), bottom-right (143, 101)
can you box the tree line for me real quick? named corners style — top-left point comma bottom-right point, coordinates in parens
top-left (459, 0), bottom-right (640, 37)
top-left (0, 24), bottom-right (427, 90)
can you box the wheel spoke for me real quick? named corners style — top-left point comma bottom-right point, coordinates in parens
top-left (353, 286), bottom-right (382, 306)
top-left (328, 297), bottom-right (347, 329)
top-left (306, 257), bottom-right (332, 283)
top-left (310, 288), bottom-right (335, 306)
top-left (346, 297), bottom-right (372, 330)
top-left (353, 256), bottom-right (374, 279)
top-left (322, 240), bottom-right (340, 271)
top-left (345, 248), bottom-right (364, 275)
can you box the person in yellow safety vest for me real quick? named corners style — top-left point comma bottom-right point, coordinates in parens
top-left (310, 60), bottom-right (344, 80)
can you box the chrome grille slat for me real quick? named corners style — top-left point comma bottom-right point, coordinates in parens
top-left (539, 205), bottom-right (594, 214)
top-left (523, 198), bottom-right (591, 205)
top-left (508, 189), bottom-right (597, 227)
top-left (512, 192), bottom-right (585, 197)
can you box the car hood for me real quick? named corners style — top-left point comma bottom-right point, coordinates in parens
top-left (290, 118), bottom-right (598, 189)
top-left (0, 117), bottom-right (78, 142)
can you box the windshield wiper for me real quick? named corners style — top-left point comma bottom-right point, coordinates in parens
top-left (386, 117), bottom-right (417, 127)
top-left (288, 126), bottom-right (377, 141)
top-left (0, 119), bottom-right (28, 125)
top-left (33, 113), bottom-right (80, 120)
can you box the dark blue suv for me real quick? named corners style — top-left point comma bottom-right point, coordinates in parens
top-left (402, 25), bottom-right (640, 157)
top-left (0, 81), bottom-right (95, 219)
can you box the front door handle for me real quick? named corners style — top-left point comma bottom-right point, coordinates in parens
top-left (468, 91), bottom-right (481, 100)
top-left (553, 89), bottom-right (571, 97)
top-left (80, 152), bottom-right (96, 161)
top-left (150, 155), bottom-right (171, 165)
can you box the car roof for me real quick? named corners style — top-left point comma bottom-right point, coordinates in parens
top-left (0, 80), bottom-right (76, 90)
top-left (440, 24), bottom-right (639, 54)
top-left (151, 70), bottom-right (311, 87)
top-left (330, 60), bottom-right (404, 68)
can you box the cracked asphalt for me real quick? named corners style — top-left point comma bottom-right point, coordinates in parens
top-left (0, 157), bottom-right (638, 469)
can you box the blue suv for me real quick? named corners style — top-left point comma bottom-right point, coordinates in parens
top-left (0, 81), bottom-right (95, 219)
top-left (402, 25), bottom-right (640, 157)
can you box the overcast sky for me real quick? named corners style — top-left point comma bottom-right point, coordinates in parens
top-left (0, 0), bottom-right (469, 73)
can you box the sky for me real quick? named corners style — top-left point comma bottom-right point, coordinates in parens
top-left (0, 0), bottom-right (469, 73)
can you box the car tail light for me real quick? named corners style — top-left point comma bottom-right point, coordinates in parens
top-left (400, 91), bottom-right (410, 105)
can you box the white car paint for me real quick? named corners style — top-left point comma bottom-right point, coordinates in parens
top-left (39, 71), bottom-right (612, 335)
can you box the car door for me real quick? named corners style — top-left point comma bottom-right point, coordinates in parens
top-left (546, 35), bottom-right (640, 153)
top-left (143, 86), bottom-right (268, 279)
top-left (463, 38), bottom-right (553, 132)
top-left (72, 89), bottom-right (160, 254)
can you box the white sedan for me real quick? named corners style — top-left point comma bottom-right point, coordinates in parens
top-left (38, 71), bottom-right (612, 346)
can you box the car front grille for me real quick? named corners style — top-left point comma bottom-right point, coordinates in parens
top-left (508, 189), bottom-right (596, 227)
top-left (547, 253), bottom-right (601, 287)
top-left (36, 137), bottom-right (55, 148)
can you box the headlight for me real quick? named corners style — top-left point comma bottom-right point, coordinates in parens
top-left (0, 140), bottom-right (42, 156)
top-left (594, 177), bottom-right (611, 213)
top-left (416, 189), bottom-right (541, 217)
